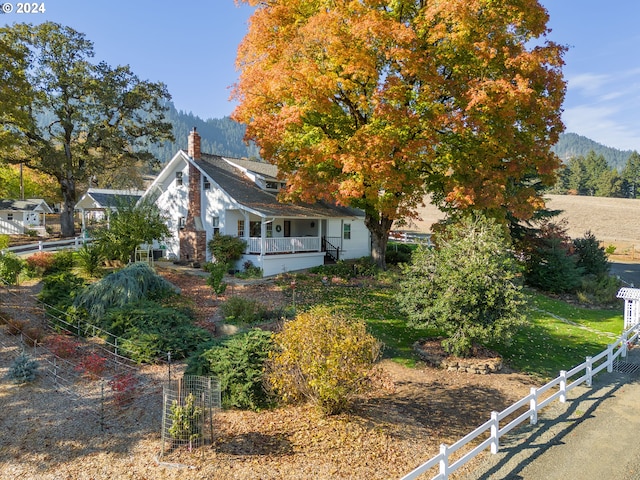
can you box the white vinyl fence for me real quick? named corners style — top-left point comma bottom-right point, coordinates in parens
top-left (400, 321), bottom-right (640, 480)
top-left (1, 236), bottom-right (90, 256)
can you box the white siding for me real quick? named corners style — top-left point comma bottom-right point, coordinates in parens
top-left (241, 252), bottom-right (326, 277)
top-left (154, 161), bottom-right (189, 259)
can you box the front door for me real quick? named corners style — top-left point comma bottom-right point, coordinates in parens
top-left (283, 220), bottom-right (291, 237)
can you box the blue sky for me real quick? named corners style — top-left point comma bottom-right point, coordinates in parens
top-left (2, 0), bottom-right (639, 152)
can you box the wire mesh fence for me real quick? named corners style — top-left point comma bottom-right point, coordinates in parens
top-left (0, 280), bottom-right (175, 431)
top-left (161, 375), bottom-right (221, 458)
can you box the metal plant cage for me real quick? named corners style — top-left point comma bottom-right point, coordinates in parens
top-left (160, 375), bottom-right (221, 457)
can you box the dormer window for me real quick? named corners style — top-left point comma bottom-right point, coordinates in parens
top-left (176, 171), bottom-right (183, 186)
top-left (265, 181), bottom-right (278, 190)
top-left (203, 176), bottom-right (211, 190)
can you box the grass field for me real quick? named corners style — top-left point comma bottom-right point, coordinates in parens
top-left (406, 194), bottom-right (640, 258)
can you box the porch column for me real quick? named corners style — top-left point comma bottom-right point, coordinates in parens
top-left (260, 219), bottom-right (266, 256)
top-left (242, 211), bottom-right (250, 250)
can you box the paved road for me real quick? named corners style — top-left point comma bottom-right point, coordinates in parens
top-left (461, 347), bottom-right (640, 479)
top-left (610, 260), bottom-right (640, 288)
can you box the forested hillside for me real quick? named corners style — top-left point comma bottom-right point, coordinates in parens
top-left (148, 102), bottom-right (260, 165)
top-left (551, 132), bottom-right (635, 170)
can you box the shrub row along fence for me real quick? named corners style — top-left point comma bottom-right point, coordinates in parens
top-left (400, 322), bottom-right (640, 480)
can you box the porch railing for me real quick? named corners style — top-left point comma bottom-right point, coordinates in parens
top-left (247, 236), bottom-right (321, 254)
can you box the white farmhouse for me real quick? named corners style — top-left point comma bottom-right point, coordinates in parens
top-left (143, 128), bottom-right (370, 276)
top-left (0, 198), bottom-right (53, 236)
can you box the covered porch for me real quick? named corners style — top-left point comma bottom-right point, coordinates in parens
top-left (230, 212), bottom-right (344, 276)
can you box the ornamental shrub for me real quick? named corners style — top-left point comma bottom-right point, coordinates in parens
top-left (73, 262), bottom-right (175, 320)
top-left (203, 261), bottom-right (227, 297)
top-left (50, 250), bottom-right (74, 274)
top-left (9, 353), bottom-right (39, 384)
top-left (38, 272), bottom-right (87, 323)
top-left (220, 296), bottom-right (266, 326)
top-left (47, 334), bottom-right (81, 358)
top-left (0, 252), bottom-right (24, 285)
top-left (169, 392), bottom-right (203, 449)
top-left (101, 300), bottom-right (211, 363)
top-left (385, 243), bottom-right (415, 265)
top-left (397, 215), bottom-right (527, 358)
top-left (76, 243), bottom-right (104, 277)
top-left (186, 329), bottom-right (275, 410)
top-left (207, 234), bottom-right (246, 267)
top-left (268, 306), bottom-right (381, 415)
top-left (25, 251), bottom-right (56, 277)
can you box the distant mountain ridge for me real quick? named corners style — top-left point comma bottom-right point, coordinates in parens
top-left (156, 105), bottom-right (635, 171)
top-left (551, 132), bottom-right (635, 170)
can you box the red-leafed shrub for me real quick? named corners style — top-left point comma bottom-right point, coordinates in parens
top-left (109, 373), bottom-right (139, 406)
top-left (26, 252), bottom-right (56, 277)
top-left (47, 334), bottom-right (81, 358)
top-left (76, 352), bottom-right (107, 379)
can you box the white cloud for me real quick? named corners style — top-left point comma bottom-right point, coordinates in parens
top-left (563, 105), bottom-right (640, 151)
top-left (562, 68), bottom-right (640, 151)
top-left (566, 73), bottom-right (611, 96)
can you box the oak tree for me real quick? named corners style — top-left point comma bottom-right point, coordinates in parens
top-left (232, 0), bottom-right (566, 268)
top-left (0, 22), bottom-right (173, 236)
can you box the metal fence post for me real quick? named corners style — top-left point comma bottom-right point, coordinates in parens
top-left (54, 357), bottom-right (58, 391)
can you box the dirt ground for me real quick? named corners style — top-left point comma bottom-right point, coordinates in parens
top-left (0, 268), bottom-right (539, 479)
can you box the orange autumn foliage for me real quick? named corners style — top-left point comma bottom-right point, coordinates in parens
top-left (232, 0), bottom-right (566, 266)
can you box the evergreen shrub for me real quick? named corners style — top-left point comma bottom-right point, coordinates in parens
top-left (186, 329), bottom-right (274, 410)
top-left (9, 353), bottom-right (39, 384)
top-left (398, 215), bottom-right (526, 357)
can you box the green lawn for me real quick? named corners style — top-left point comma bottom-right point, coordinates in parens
top-left (284, 273), bottom-right (625, 378)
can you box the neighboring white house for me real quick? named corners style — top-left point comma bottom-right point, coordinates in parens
top-left (143, 128), bottom-right (371, 276)
top-left (75, 188), bottom-right (145, 232)
top-left (0, 198), bottom-right (53, 236)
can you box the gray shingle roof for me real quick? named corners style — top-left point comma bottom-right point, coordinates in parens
top-left (0, 198), bottom-right (52, 212)
top-left (88, 192), bottom-right (142, 208)
top-left (196, 154), bottom-right (362, 218)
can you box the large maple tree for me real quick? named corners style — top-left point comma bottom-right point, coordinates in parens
top-left (232, 0), bottom-right (566, 268)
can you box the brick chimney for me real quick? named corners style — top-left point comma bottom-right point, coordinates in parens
top-left (188, 127), bottom-right (201, 159)
top-left (180, 127), bottom-right (206, 264)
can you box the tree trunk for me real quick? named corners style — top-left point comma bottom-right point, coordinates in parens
top-left (364, 212), bottom-right (394, 270)
top-left (59, 178), bottom-right (77, 237)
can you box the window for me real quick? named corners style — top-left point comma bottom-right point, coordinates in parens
top-left (266, 181), bottom-right (278, 190)
top-left (212, 216), bottom-right (220, 235)
top-left (178, 216), bottom-right (186, 229)
top-left (237, 220), bottom-right (245, 237)
top-left (176, 171), bottom-right (183, 186)
top-left (203, 176), bottom-right (211, 190)
top-left (343, 223), bottom-right (351, 240)
top-left (250, 221), bottom-right (261, 237)
top-left (266, 222), bottom-right (273, 238)
top-left (7, 213), bottom-right (13, 221)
